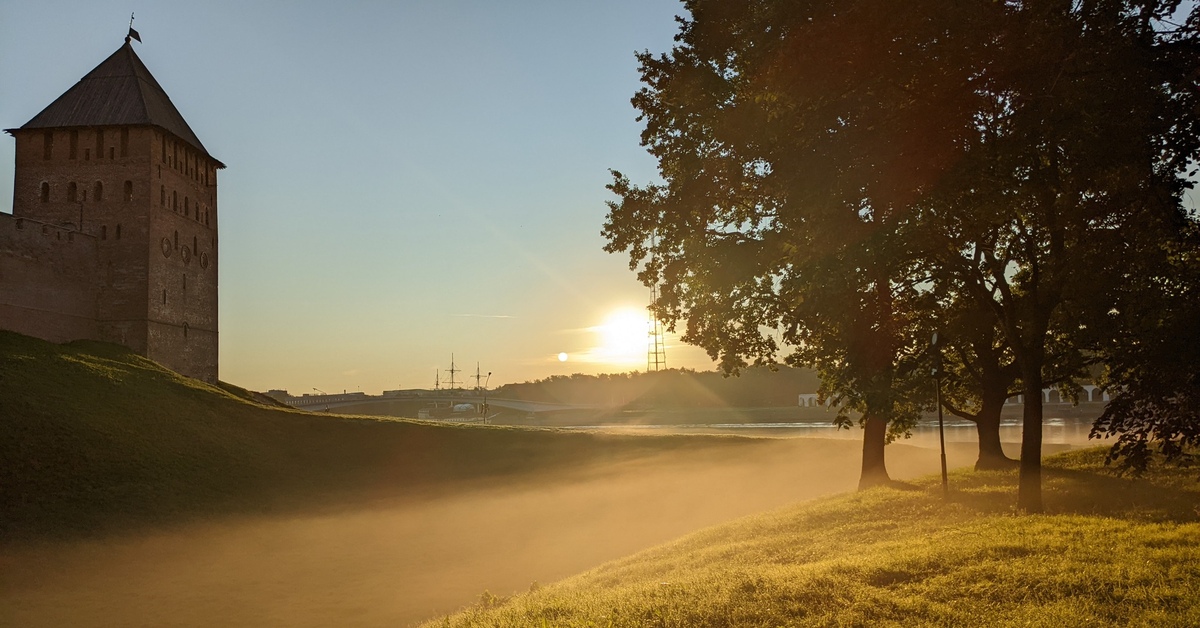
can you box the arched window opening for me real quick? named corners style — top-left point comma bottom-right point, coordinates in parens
top-left (160, 186), bottom-right (166, 207)
top-left (94, 181), bottom-right (103, 202)
top-left (96, 129), bottom-right (104, 157)
top-left (193, 235), bottom-right (198, 252)
top-left (161, 135), bottom-right (166, 163)
top-left (162, 289), bottom-right (167, 305)
top-left (40, 182), bottom-right (49, 203)
top-left (43, 131), bottom-right (53, 160)
top-left (101, 225), bottom-right (108, 240)
top-left (172, 191), bottom-right (178, 211)
top-left (115, 224), bottom-right (121, 240)
top-left (183, 322), bottom-right (189, 339)
top-left (184, 197), bottom-right (190, 217)
top-left (69, 130), bottom-right (78, 159)
top-left (174, 230), bottom-right (179, 249)
top-left (67, 182), bottom-right (77, 202)
top-left (124, 181), bottom-right (133, 202)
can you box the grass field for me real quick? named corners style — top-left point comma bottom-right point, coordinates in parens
top-left (429, 448), bottom-right (1200, 627)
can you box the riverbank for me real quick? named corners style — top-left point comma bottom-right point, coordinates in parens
top-left (430, 447), bottom-right (1200, 626)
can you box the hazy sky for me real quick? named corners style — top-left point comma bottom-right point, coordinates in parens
top-left (1, 0), bottom-right (722, 393)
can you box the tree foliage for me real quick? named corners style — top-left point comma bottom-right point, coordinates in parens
top-left (605, 0), bottom-right (1200, 499)
top-left (1090, 222), bottom-right (1200, 473)
top-left (917, 0), bottom-right (1200, 509)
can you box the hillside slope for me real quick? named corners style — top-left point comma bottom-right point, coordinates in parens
top-left (430, 448), bottom-right (1200, 626)
top-left (0, 331), bottom-right (775, 542)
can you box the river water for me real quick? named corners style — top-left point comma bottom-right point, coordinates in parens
top-left (559, 416), bottom-right (1104, 449)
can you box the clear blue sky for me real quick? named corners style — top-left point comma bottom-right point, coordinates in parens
top-left (0, 0), bottom-right (720, 393)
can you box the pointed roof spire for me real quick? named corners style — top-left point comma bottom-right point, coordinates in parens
top-left (11, 40), bottom-right (222, 166)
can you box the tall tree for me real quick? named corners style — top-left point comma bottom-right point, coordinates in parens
top-left (931, 287), bottom-right (1089, 471)
top-left (921, 0), bottom-right (1200, 510)
top-left (931, 295), bottom-right (1022, 470)
top-left (605, 0), bottom-right (992, 487)
top-left (606, 0), bottom-right (1199, 501)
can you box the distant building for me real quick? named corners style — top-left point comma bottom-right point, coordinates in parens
top-left (1, 37), bottom-right (222, 382)
top-left (267, 390), bottom-right (370, 408)
top-left (799, 386), bottom-right (1109, 407)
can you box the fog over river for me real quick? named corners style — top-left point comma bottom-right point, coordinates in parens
top-left (1, 430), bottom-right (1095, 627)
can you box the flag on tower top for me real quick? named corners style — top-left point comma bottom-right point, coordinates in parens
top-left (126, 13), bottom-right (140, 43)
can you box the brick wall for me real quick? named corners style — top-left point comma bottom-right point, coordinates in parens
top-left (4, 126), bottom-right (220, 382)
top-left (0, 214), bottom-right (99, 342)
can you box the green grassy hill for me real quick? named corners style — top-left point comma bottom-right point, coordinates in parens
top-left (429, 448), bottom-right (1200, 626)
top-left (0, 331), bottom-right (773, 543)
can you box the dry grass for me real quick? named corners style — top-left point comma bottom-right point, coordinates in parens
top-left (430, 448), bottom-right (1200, 627)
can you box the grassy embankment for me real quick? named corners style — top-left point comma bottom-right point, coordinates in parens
top-left (432, 450), bottom-right (1200, 626)
top-left (6, 330), bottom-right (1196, 625)
top-left (0, 330), bottom-right (782, 543)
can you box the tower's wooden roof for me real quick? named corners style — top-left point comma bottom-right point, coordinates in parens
top-left (10, 41), bottom-right (223, 166)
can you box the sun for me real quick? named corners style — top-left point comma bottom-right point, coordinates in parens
top-left (595, 308), bottom-right (650, 365)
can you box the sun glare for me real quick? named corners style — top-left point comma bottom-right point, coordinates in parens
top-left (596, 308), bottom-right (650, 365)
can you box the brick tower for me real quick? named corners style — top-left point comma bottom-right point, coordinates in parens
top-left (2, 38), bottom-right (223, 382)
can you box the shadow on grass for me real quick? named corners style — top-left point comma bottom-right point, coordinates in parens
top-left (1039, 465), bottom-right (1200, 522)
top-left (945, 451), bottom-right (1200, 523)
top-left (884, 479), bottom-right (923, 491)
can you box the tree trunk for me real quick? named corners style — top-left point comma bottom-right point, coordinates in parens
top-left (858, 413), bottom-right (891, 489)
top-left (1017, 377), bottom-right (1044, 512)
top-left (974, 397), bottom-right (1018, 471)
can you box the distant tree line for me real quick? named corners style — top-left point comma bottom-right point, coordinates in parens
top-left (495, 366), bottom-right (820, 409)
top-left (604, 0), bottom-right (1200, 511)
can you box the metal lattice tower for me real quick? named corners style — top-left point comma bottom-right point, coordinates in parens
top-left (647, 285), bottom-right (667, 372)
top-left (647, 229), bottom-right (667, 372)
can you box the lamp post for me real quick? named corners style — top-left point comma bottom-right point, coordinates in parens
top-left (481, 372), bottom-right (492, 420)
top-left (931, 332), bottom-right (948, 497)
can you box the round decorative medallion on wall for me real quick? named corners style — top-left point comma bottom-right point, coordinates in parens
top-left (181, 246), bottom-right (192, 264)
top-left (161, 238), bottom-right (172, 257)
top-left (200, 252), bottom-right (210, 269)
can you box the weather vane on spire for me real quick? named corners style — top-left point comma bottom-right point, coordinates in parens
top-left (126, 13), bottom-right (141, 44)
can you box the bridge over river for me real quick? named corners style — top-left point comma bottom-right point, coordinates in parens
top-left (281, 392), bottom-right (595, 416)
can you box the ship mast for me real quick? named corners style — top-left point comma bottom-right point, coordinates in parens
top-left (444, 354), bottom-right (461, 390)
